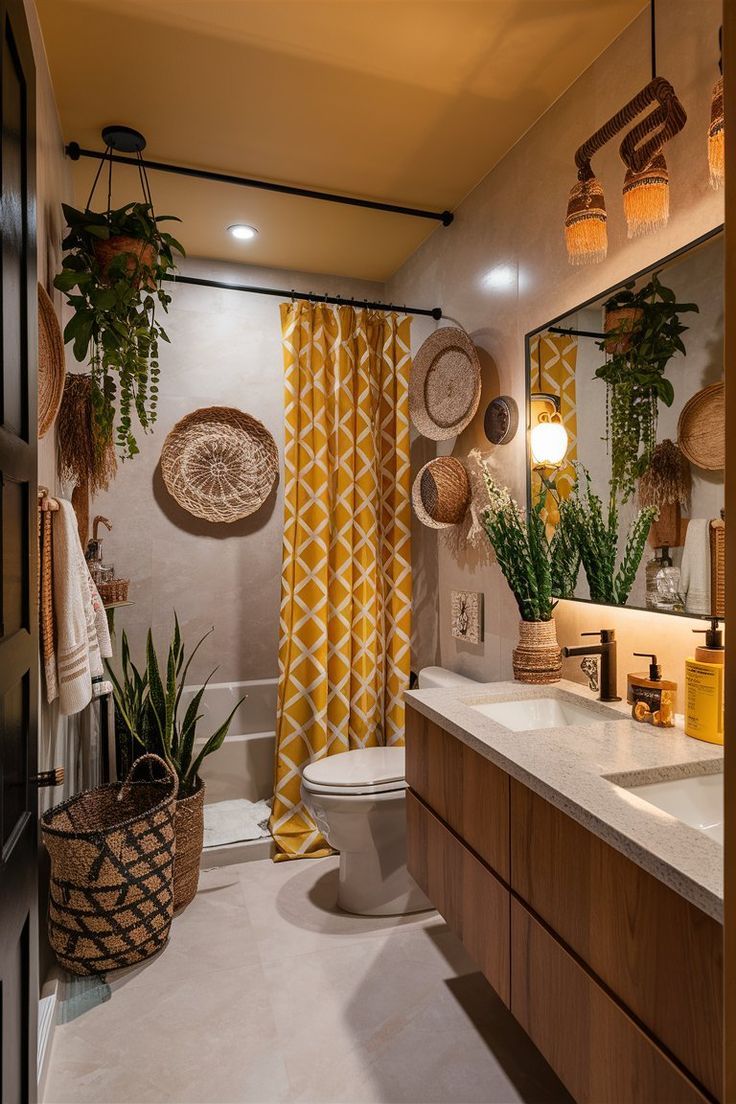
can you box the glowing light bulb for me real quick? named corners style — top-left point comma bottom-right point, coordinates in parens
top-left (531, 411), bottom-right (568, 468)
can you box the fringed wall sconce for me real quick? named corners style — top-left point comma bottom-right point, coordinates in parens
top-left (708, 28), bottom-right (724, 189)
top-left (565, 77), bottom-right (686, 264)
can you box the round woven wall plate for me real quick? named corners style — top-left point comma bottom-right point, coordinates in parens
top-left (409, 328), bottom-right (481, 441)
top-left (161, 407), bottom-right (279, 523)
top-left (38, 283), bottom-right (66, 439)
top-left (412, 456), bottom-right (471, 529)
top-left (677, 382), bottom-right (724, 471)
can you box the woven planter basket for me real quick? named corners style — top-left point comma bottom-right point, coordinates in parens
top-left (677, 382), bottom-right (725, 471)
top-left (161, 406), bottom-right (279, 523)
top-left (603, 306), bottom-right (643, 354)
top-left (412, 456), bottom-right (470, 529)
top-left (94, 236), bottom-right (156, 288)
top-left (41, 754), bottom-right (178, 976)
top-left (512, 620), bottom-right (562, 685)
top-left (173, 778), bottom-right (205, 912)
top-left (38, 283), bottom-right (66, 438)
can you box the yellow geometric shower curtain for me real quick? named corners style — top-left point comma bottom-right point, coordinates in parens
top-left (270, 303), bottom-right (413, 860)
top-left (530, 331), bottom-right (578, 531)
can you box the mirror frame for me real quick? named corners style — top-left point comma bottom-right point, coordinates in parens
top-left (524, 223), bottom-right (725, 621)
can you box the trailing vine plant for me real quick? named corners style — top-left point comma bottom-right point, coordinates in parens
top-left (54, 202), bottom-right (184, 459)
top-left (595, 272), bottom-right (698, 501)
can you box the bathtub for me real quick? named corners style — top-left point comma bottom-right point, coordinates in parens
top-left (181, 677), bottom-right (277, 805)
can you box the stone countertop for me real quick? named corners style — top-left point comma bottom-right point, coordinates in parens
top-left (404, 679), bottom-right (724, 922)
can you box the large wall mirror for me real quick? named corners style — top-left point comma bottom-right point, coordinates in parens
top-left (525, 228), bottom-right (724, 620)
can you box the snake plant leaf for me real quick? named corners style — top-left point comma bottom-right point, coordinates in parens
top-left (185, 699), bottom-right (245, 791)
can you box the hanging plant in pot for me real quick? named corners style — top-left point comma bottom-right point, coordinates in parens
top-left (106, 615), bottom-right (244, 911)
top-left (480, 466), bottom-right (579, 684)
top-left (54, 201), bottom-right (184, 460)
top-left (595, 272), bottom-right (698, 502)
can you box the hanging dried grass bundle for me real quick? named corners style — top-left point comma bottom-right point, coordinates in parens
top-left (638, 438), bottom-right (691, 511)
top-left (57, 373), bottom-right (117, 494)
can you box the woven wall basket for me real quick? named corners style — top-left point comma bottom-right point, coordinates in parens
top-left (38, 283), bottom-right (66, 438)
top-left (412, 456), bottom-right (471, 529)
top-left (677, 382), bottom-right (724, 471)
top-left (409, 328), bottom-right (481, 440)
top-left (161, 406), bottom-right (279, 523)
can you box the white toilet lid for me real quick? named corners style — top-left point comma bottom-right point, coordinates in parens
top-left (302, 747), bottom-right (405, 792)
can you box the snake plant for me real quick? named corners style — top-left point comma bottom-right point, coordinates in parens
top-left (106, 614), bottom-right (243, 797)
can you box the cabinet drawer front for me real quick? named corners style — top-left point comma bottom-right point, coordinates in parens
top-left (510, 780), bottom-right (722, 1100)
top-left (406, 790), bottom-right (510, 1005)
top-left (511, 900), bottom-right (709, 1104)
top-left (405, 706), bottom-right (509, 878)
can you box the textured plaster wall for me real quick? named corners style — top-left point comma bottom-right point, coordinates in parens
top-left (387, 0), bottom-right (724, 688)
top-left (90, 259), bottom-right (382, 685)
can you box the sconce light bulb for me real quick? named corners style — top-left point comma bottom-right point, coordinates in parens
top-left (531, 411), bottom-right (568, 468)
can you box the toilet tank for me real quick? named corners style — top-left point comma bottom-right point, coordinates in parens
top-left (417, 666), bottom-right (480, 689)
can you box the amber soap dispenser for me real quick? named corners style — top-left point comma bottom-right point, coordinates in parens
top-left (685, 618), bottom-right (725, 745)
top-left (627, 653), bottom-right (677, 728)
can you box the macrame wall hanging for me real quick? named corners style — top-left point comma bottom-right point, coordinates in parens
top-left (564, 2), bottom-right (687, 265)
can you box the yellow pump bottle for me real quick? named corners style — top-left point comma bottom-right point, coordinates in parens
top-left (684, 618), bottom-right (725, 745)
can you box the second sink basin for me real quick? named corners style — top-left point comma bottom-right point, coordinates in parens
top-left (470, 695), bottom-right (626, 732)
top-left (622, 773), bottom-right (724, 844)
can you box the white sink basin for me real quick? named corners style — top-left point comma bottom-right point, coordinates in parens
top-left (624, 773), bottom-right (723, 844)
top-left (470, 696), bottom-right (626, 732)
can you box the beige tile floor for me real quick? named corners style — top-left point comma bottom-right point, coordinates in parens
top-left (44, 856), bottom-right (572, 1104)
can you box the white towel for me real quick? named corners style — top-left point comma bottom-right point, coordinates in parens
top-left (680, 518), bottom-right (711, 616)
top-left (49, 499), bottom-right (112, 716)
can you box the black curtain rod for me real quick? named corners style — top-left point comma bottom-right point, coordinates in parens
top-left (66, 143), bottom-right (454, 226)
top-left (548, 325), bottom-right (605, 339)
top-left (163, 273), bottom-right (443, 319)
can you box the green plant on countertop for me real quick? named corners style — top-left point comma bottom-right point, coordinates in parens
top-left (563, 466), bottom-right (657, 606)
top-left (106, 614), bottom-right (243, 798)
top-left (481, 465), bottom-right (579, 620)
top-left (595, 272), bottom-right (698, 501)
top-left (54, 202), bottom-right (184, 460)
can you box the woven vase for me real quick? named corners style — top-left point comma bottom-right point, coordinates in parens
top-left (173, 778), bottom-right (205, 912)
top-left (512, 620), bottom-right (562, 685)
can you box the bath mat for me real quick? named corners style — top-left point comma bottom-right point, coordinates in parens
top-left (203, 798), bottom-right (272, 849)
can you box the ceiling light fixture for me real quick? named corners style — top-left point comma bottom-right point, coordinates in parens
top-left (228, 224), bottom-right (258, 241)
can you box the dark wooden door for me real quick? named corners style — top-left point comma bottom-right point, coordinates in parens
top-left (0, 0), bottom-right (38, 1100)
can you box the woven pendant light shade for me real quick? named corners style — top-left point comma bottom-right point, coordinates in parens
top-left (623, 152), bottom-right (670, 238)
top-left (564, 178), bottom-right (607, 265)
top-left (161, 407), bottom-right (279, 523)
top-left (708, 76), bottom-right (724, 189)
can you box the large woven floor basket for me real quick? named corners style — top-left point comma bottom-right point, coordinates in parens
top-left (173, 779), bottom-right (205, 912)
top-left (41, 754), bottom-right (178, 976)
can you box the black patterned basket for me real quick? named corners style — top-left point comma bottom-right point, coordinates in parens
top-left (41, 754), bottom-right (178, 975)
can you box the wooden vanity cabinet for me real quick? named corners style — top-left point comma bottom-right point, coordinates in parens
top-left (405, 707), bottom-right (509, 877)
top-left (404, 704), bottom-right (722, 1104)
top-left (510, 780), bottom-right (723, 1100)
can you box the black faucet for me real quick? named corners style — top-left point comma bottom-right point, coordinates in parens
top-left (562, 629), bottom-right (621, 702)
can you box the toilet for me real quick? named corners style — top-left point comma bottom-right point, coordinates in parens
top-left (301, 666), bottom-right (479, 916)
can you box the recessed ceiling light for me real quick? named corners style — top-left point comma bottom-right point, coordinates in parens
top-left (228, 224), bottom-right (258, 241)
